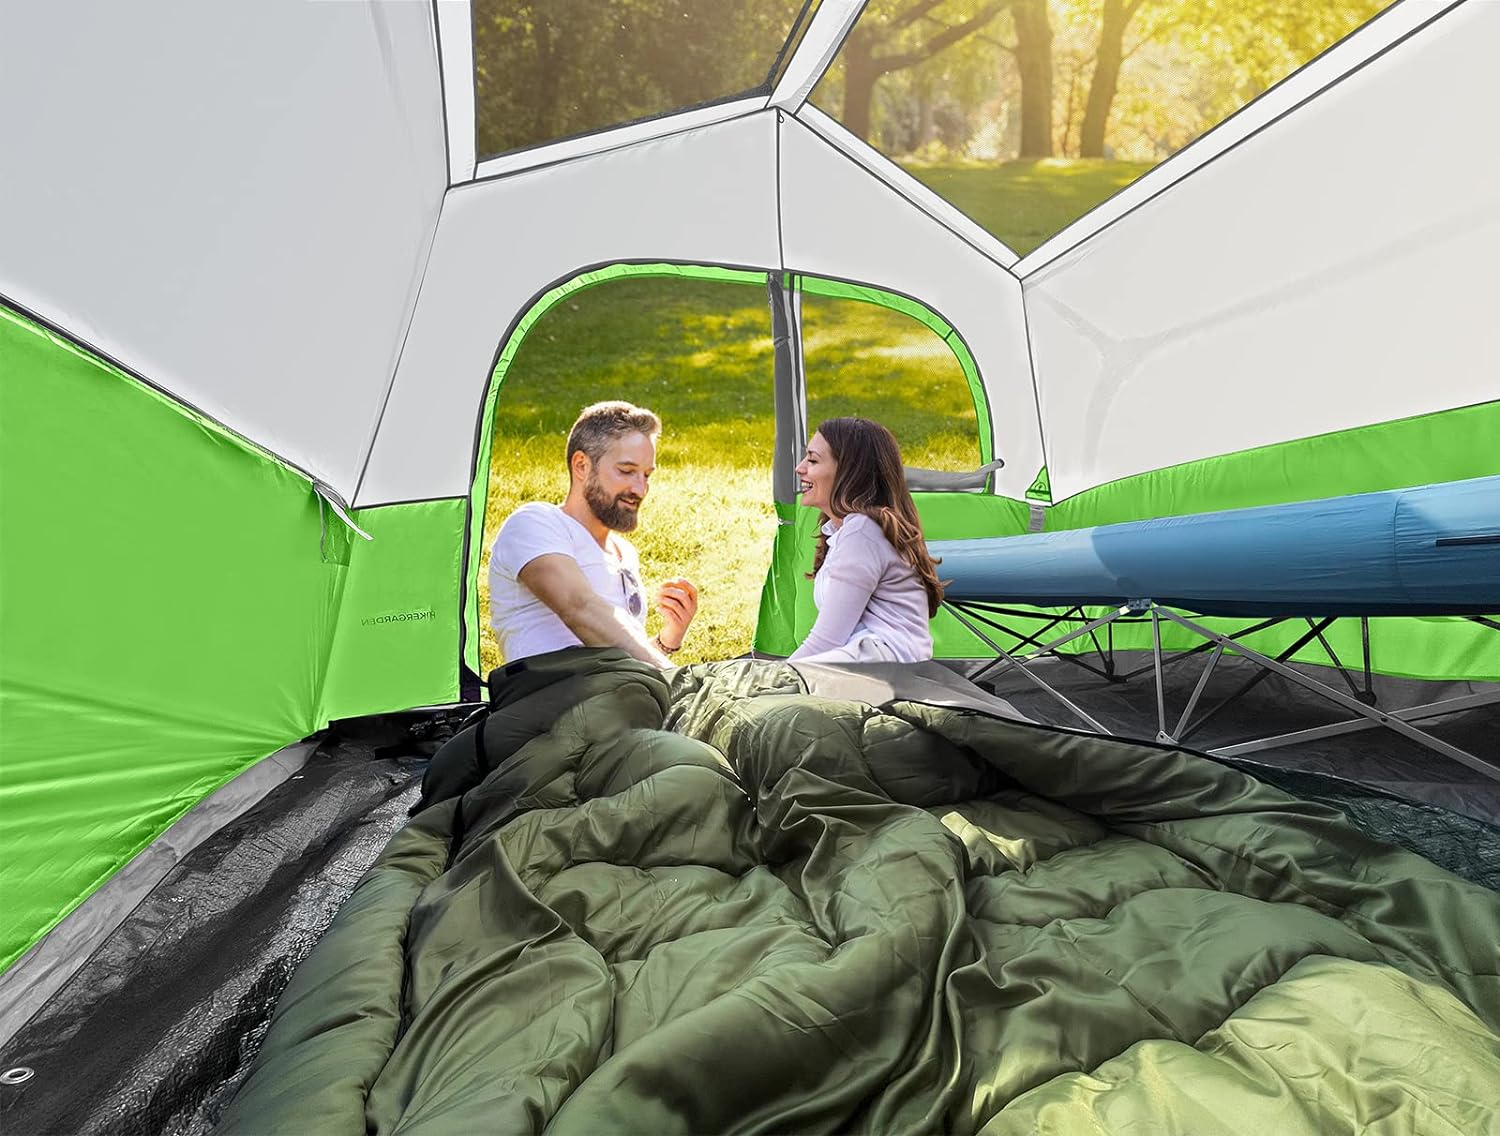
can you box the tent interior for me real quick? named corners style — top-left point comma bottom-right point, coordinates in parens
top-left (1, 1), bottom-right (1497, 1132)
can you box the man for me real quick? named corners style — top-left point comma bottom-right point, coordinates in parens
top-left (489, 401), bottom-right (698, 668)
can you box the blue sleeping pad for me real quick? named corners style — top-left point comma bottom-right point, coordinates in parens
top-left (931, 475), bottom-right (1500, 617)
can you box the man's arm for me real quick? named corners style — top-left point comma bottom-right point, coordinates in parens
top-left (518, 553), bottom-right (672, 667)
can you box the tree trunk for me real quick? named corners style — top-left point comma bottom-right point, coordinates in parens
top-left (1080, 0), bottom-right (1132, 158)
top-left (841, 29), bottom-right (877, 143)
top-left (1012, 0), bottom-right (1053, 158)
top-left (917, 90), bottom-right (935, 149)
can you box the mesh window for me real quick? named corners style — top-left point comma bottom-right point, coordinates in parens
top-left (478, 274), bottom-right (776, 672)
top-left (810, 0), bottom-right (1392, 255)
top-left (473, 0), bottom-right (813, 160)
top-left (799, 284), bottom-right (983, 473)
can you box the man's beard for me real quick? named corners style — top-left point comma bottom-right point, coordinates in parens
top-left (585, 475), bottom-right (641, 532)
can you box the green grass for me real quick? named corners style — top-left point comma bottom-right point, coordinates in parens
top-left (899, 158), bottom-right (1155, 256)
top-left (478, 160), bottom-right (1150, 670)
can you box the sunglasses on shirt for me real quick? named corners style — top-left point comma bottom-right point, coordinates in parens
top-left (620, 567), bottom-right (643, 619)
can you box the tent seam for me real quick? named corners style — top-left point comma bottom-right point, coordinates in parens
top-left (0, 296), bottom-right (320, 487)
top-left (350, 191), bottom-right (448, 507)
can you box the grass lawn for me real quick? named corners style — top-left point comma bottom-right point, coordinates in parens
top-left (899, 158), bottom-right (1154, 256)
top-left (477, 160), bottom-right (1146, 672)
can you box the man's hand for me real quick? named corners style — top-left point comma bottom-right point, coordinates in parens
top-left (656, 577), bottom-right (699, 650)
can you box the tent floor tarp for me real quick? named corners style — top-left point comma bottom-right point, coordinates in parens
top-left (972, 652), bottom-right (1500, 827)
top-left (0, 710), bottom-right (469, 1136)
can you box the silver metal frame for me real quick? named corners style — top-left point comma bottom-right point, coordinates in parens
top-left (943, 599), bottom-right (1500, 782)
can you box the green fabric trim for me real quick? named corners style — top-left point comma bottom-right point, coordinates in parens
top-left (1043, 400), bottom-right (1500, 681)
top-left (794, 274), bottom-right (994, 464)
top-left (752, 501), bottom-right (805, 657)
top-left (0, 304), bottom-right (458, 973)
top-left (1049, 400), bottom-right (1500, 527)
top-left (465, 263), bottom-right (769, 675)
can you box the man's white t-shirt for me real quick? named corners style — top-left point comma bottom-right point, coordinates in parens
top-left (489, 503), bottom-right (645, 664)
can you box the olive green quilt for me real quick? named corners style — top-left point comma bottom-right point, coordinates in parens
top-left (218, 650), bottom-right (1500, 1135)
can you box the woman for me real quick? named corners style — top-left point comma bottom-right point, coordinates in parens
top-left (788, 417), bottom-right (944, 664)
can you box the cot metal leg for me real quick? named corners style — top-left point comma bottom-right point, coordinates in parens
top-left (1116, 615), bottom-right (1289, 681)
top-left (956, 605), bottom-right (1130, 685)
top-left (1361, 618), bottom-right (1376, 704)
top-left (944, 602), bottom-right (1114, 734)
top-left (1177, 618), bottom-right (1335, 745)
top-left (1212, 690), bottom-right (1500, 758)
top-left (1159, 608), bottom-right (1500, 782)
top-left (955, 605), bottom-right (1111, 682)
top-left (1167, 643), bottom-right (1225, 744)
top-left (1151, 608), bottom-right (1168, 741)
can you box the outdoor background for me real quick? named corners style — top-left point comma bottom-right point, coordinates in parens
top-left (477, 279), bottom-right (981, 672)
top-left (475, 0), bottom-right (1389, 249)
top-left (472, 0), bottom-right (1390, 672)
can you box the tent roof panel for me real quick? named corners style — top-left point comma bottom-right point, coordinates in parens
top-left (471, 97), bottom-right (769, 184)
top-left (795, 105), bottom-right (1019, 269)
top-left (1024, 0), bottom-right (1500, 501)
top-left (356, 113), bottom-right (782, 507)
top-left (0, 0), bottom-right (447, 497)
top-left (1014, 0), bottom-right (1466, 278)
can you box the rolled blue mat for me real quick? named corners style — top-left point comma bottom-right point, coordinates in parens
top-left (931, 475), bottom-right (1500, 617)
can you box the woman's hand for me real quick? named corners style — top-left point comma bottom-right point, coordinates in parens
top-left (656, 577), bottom-right (699, 650)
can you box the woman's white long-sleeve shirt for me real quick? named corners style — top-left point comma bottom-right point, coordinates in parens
top-left (788, 513), bottom-right (934, 663)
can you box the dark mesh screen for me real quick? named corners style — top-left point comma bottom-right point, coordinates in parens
top-left (808, 0), bottom-right (1393, 256)
top-left (473, 0), bottom-right (811, 159)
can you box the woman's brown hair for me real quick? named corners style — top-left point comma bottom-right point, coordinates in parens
top-left (805, 417), bottom-right (945, 617)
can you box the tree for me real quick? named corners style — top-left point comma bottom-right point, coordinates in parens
top-left (472, 0), bottom-right (808, 158)
top-left (1078, 0), bottom-right (1144, 157)
top-left (1073, 0), bottom-right (1389, 158)
top-left (1008, 0), bottom-right (1055, 156)
top-left (837, 1), bottom-right (1010, 142)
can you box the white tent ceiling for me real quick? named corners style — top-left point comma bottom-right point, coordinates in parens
top-left (2, 0), bottom-right (1490, 510)
top-left (0, 0), bottom-right (447, 495)
top-left (356, 113), bottom-right (782, 506)
top-left (1023, 0), bottom-right (1500, 500)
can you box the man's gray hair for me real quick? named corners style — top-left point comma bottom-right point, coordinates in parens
top-left (566, 401), bottom-right (662, 468)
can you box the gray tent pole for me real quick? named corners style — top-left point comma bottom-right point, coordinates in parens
top-left (768, 274), bottom-right (808, 507)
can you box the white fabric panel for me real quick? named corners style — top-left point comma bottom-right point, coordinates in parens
top-left (1014, 0), bottom-right (1464, 277)
top-left (437, 0), bottom-right (477, 184)
top-left (771, 0), bottom-right (867, 111)
top-left (0, 0), bottom-right (446, 497)
top-left (778, 118), bottom-right (1041, 501)
top-left (1025, 0), bottom-right (1500, 502)
top-left (798, 105), bottom-right (1018, 268)
top-left (472, 97), bottom-right (768, 182)
top-left (357, 114), bottom-right (780, 506)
